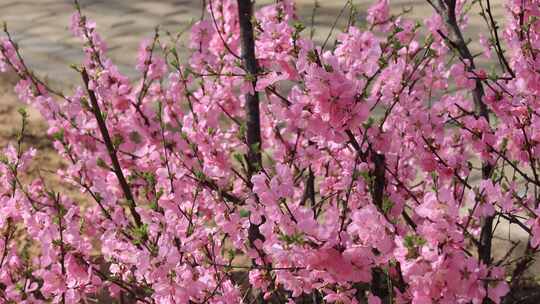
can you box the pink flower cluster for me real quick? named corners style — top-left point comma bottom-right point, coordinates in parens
top-left (0, 0), bottom-right (539, 303)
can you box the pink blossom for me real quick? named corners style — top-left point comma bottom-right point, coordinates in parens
top-left (0, 0), bottom-right (536, 302)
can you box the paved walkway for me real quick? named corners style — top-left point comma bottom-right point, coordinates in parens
top-left (0, 0), bottom-right (353, 85)
top-left (0, 0), bottom-right (206, 84)
top-left (0, 0), bottom-right (504, 85)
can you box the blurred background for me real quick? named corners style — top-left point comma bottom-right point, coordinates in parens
top-left (0, 0), bottom-right (504, 84)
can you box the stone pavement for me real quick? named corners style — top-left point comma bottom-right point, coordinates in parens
top-left (0, 0), bottom-right (351, 85)
top-left (0, 0), bottom-right (504, 85)
top-left (0, 0), bottom-right (205, 85)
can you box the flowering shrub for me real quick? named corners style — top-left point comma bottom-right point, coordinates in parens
top-left (0, 0), bottom-right (539, 303)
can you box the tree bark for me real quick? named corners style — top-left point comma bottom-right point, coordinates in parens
top-left (431, 0), bottom-right (494, 266)
top-left (430, 1), bottom-right (495, 302)
top-left (236, 0), bottom-right (266, 259)
top-left (82, 69), bottom-right (142, 228)
top-left (237, 0), bottom-right (262, 176)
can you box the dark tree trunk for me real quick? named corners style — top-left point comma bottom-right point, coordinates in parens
top-left (237, 0), bottom-right (262, 176)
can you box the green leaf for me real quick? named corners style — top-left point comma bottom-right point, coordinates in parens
top-left (129, 131), bottom-right (142, 144)
top-left (250, 142), bottom-right (261, 154)
top-left (52, 129), bottom-right (65, 141)
top-left (131, 224), bottom-right (149, 245)
top-left (194, 170), bottom-right (205, 180)
top-left (239, 209), bottom-right (250, 218)
top-left (382, 197), bottom-right (394, 214)
top-left (307, 50), bottom-right (318, 63)
top-left (150, 200), bottom-right (159, 211)
top-left (278, 232), bottom-right (305, 245)
top-left (80, 97), bottom-right (91, 111)
top-left (238, 122), bottom-right (247, 140)
top-left (96, 158), bottom-right (108, 169)
top-left (245, 73), bottom-right (256, 82)
top-left (233, 153), bottom-right (244, 166)
top-left (142, 172), bottom-right (156, 185)
top-left (112, 134), bottom-right (124, 149)
top-left (17, 107), bottom-right (27, 118)
top-left (404, 234), bottom-right (427, 260)
top-left (323, 64), bottom-right (334, 72)
top-left (364, 117), bottom-right (375, 130)
top-left (293, 21), bottom-right (305, 33)
top-left (0, 154), bottom-right (8, 165)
